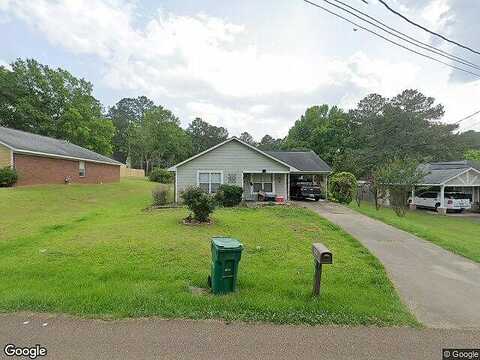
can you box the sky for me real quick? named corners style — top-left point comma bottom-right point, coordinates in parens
top-left (1, 0), bottom-right (479, 139)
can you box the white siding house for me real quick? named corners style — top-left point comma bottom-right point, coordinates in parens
top-left (168, 137), bottom-right (331, 202)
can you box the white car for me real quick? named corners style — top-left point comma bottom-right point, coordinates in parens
top-left (409, 191), bottom-right (471, 212)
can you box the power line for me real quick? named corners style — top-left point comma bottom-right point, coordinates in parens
top-left (303, 0), bottom-right (480, 78)
top-left (377, 0), bottom-right (480, 56)
top-left (330, 0), bottom-right (480, 71)
top-left (454, 109), bottom-right (480, 124)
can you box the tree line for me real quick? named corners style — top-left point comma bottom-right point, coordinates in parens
top-left (1, 58), bottom-right (479, 178)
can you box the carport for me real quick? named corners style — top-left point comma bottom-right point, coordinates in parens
top-left (411, 161), bottom-right (480, 213)
top-left (265, 150), bottom-right (332, 200)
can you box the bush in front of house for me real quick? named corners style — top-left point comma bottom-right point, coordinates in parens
top-left (152, 184), bottom-right (170, 206)
top-left (149, 167), bottom-right (174, 183)
top-left (329, 172), bottom-right (357, 204)
top-left (181, 186), bottom-right (217, 222)
top-left (0, 167), bottom-right (18, 187)
top-left (215, 184), bottom-right (243, 207)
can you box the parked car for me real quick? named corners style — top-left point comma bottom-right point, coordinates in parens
top-left (409, 191), bottom-right (471, 212)
top-left (291, 181), bottom-right (322, 201)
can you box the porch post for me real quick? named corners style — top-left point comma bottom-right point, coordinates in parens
top-left (409, 187), bottom-right (416, 210)
top-left (439, 185), bottom-right (446, 215)
top-left (288, 173), bottom-right (291, 201)
top-left (325, 175), bottom-right (328, 200)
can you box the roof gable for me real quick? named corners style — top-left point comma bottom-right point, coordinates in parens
top-left (168, 137), bottom-right (297, 171)
top-left (418, 161), bottom-right (480, 185)
top-left (0, 127), bottom-right (121, 165)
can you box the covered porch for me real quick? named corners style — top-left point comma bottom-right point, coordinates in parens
top-left (242, 171), bottom-right (288, 201)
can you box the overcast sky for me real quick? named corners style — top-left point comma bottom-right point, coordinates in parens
top-left (1, 0), bottom-right (479, 138)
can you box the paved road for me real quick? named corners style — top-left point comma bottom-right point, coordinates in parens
top-left (300, 201), bottom-right (480, 329)
top-left (1, 313), bottom-right (479, 360)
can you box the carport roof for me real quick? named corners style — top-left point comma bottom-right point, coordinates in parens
top-left (265, 151), bottom-right (331, 173)
top-left (0, 127), bottom-right (122, 165)
top-left (418, 161), bottom-right (480, 185)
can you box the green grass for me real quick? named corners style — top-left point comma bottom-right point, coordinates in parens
top-left (0, 179), bottom-right (417, 326)
top-left (350, 202), bottom-right (480, 263)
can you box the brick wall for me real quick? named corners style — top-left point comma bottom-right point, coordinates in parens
top-left (14, 153), bottom-right (120, 186)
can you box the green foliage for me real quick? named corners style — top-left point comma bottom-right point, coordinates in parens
top-left (0, 167), bottom-right (17, 187)
top-left (149, 167), bottom-right (174, 183)
top-left (181, 186), bottom-right (217, 222)
top-left (0, 58), bottom-right (114, 155)
top-left (329, 172), bottom-right (357, 204)
top-left (239, 131), bottom-right (256, 145)
top-left (186, 117), bottom-right (228, 154)
top-left (374, 158), bottom-right (425, 217)
top-left (258, 134), bottom-right (284, 150)
top-left (215, 184), bottom-right (243, 207)
top-left (107, 96), bottom-right (155, 163)
top-left (128, 106), bottom-right (192, 173)
top-left (152, 185), bottom-right (170, 206)
top-left (465, 149), bottom-right (480, 161)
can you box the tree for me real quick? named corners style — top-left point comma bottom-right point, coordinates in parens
top-left (465, 149), bottom-right (480, 161)
top-left (0, 58), bottom-right (114, 155)
top-left (107, 96), bottom-right (155, 163)
top-left (374, 158), bottom-right (426, 217)
top-left (284, 105), bottom-right (356, 169)
top-left (258, 135), bottom-right (283, 150)
top-left (347, 89), bottom-right (465, 178)
top-left (239, 132), bottom-right (256, 145)
top-left (186, 118), bottom-right (228, 154)
top-left (329, 172), bottom-right (357, 204)
top-left (128, 106), bottom-right (191, 173)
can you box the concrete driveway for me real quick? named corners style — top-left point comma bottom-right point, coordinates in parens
top-left (299, 201), bottom-right (480, 329)
top-left (1, 313), bottom-right (479, 360)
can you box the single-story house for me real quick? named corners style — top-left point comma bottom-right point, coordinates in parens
top-left (0, 127), bottom-right (122, 186)
top-left (168, 137), bottom-right (332, 202)
top-left (411, 161), bottom-right (480, 211)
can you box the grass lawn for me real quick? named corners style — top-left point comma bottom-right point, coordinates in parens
top-left (0, 179), bottom-right (416, 326)
top-left (350, 202), bottom-right (480, 263)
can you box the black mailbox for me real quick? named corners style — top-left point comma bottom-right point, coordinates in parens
top-left (311, 243), bottom-right (333, 296)
top-left (312, 243), bottom-right (333, 264)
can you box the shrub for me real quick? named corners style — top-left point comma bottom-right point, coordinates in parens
top-left (329, 172), bottom-right (357, 204)
top-left (181, 186), bottom-right (217, 222)
top-left (215, 184), bottom-right (243, 207)
top-left (149, 167), bottom-right (174, 183)
top-left (0, 167), bottom-right (18, 187)
top-left (152, 185), bottom-right (170, 206)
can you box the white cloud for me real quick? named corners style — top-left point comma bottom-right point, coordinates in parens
top-left (2, 0), bottom-right (479, 136)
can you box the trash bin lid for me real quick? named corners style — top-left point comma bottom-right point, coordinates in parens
top-left (212, 237), bottom-right (243, 250)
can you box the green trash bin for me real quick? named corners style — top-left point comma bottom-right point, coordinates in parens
top-left (209, 237), bottom-right (243, 294)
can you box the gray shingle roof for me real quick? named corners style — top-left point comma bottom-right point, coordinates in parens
top-left (0, 127), bottom-right (122, 165)
top-left (418, 161), bottom-right (479, 184)
top-left (265, 151), bottom-right (331, 172)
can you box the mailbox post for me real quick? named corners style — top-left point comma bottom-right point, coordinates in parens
top-left (312, 243), bottom-right (333, 296)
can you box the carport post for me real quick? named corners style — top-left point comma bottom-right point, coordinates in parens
top-left (410, 187), bottom-right (416, 210)
top-left (439, 185), bottom-right (446, 215)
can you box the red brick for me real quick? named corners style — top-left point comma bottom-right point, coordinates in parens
top-left (14, 154), bottom-right (120, 186)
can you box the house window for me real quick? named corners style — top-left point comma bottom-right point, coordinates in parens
top-left (79, 161), bottom-right (86, 177)
top-left (198, 171), bottom-right (222, 193)
top-left (252, 173), bottom-right (273, 193)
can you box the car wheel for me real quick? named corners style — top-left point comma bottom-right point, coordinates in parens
top-left (314, 197), bottom-right (320, 201)
top-left (434, 203), bottom-right (440, 212)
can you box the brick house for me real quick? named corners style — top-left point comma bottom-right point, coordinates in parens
top-left (0, 127), bottom-right (122, 186)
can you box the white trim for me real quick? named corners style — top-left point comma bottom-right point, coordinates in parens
top-left (168, 137), bottom-right (297, 171)
top-left (243, 170), bottom-right (290, 174)
top-left (0, 139), bottom-right (122, 166)
top-left (175, 171), bottom-right (178, 203)
top-left (0, 140), bottom-right (14, 150)
top-left (291, 171), bottom-right (332, 174)
top-left (196, 170), bottom-right (224, 193)
top-left (441, 167), bottom-right (480, 185)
